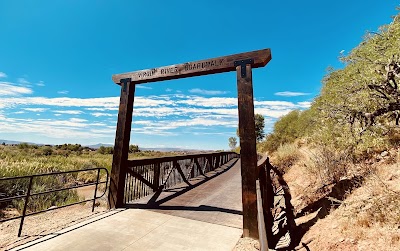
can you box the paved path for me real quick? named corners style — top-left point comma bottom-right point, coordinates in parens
top-left (12, 158), bottom-right (243, 251)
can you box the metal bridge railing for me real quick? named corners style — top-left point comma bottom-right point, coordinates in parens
top-left (0, 167), bottom-right (109, 237)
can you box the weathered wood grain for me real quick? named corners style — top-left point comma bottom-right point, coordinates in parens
top-left (237, 64), bottom-right (259, 239)
top-left (112, 48), bottom-right (271, 84)
top-left (109, 79), bottom-right (135, 208)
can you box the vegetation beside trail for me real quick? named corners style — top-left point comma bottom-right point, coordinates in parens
top-left (0, 143), bottom-right (173, 216)
top-left (257, 12), bottom-right (400, 250)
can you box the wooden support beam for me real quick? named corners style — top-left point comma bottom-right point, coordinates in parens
top-left (194, 158), bottom-right (205, 176)
top-left (112, 49), bottom-right (271, 85)
top-left (174, 161), bottom-right (191, 186)
top-left (186, 160), bottom-right (195, 180)
top-left (126, 168), bottom-right (157, 191)
top-left (153, 163), bottom-right (160, 191)
top-left (237, 63), bottom-right (259, 239)
top-left (109, 79), bottom-right (135, 208)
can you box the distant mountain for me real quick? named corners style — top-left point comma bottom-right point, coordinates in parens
top-left (140, 147), bottom-right (202, 152)
top-left (86, 143), bottom-right (114, 149)
top-left (0, 139), bottom-right (39, 145)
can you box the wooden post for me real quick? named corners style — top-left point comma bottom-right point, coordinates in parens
top-left (153, 162), bottom-right (160, 191)
top-left (236, 62), bottom-right (258, 239)
top-left (109, 78), bottom-right (135, 208)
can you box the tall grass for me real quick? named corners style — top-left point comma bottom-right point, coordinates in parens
top-left (271, 143), bottom-right (301, 172)
top-left (0, 145), bottom-right (178, 215)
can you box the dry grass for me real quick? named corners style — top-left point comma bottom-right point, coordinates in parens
top-left (270, 143), bottom-right (301, 172)
top-left (302, 145), bottom-right (352, 185)
top-left (282, 146), bottom-right (400, 250)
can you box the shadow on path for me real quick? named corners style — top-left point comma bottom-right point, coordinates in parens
top-left (126, 158), bottom-right (239, 208)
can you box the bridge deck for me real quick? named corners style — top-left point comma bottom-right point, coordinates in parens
top-left (13, 158), bottom-right (243, 251)
top-left (129, 157), bottom-right (242, 228)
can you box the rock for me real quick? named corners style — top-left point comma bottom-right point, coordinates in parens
top-left (381, 151), bottom-right (389, 157)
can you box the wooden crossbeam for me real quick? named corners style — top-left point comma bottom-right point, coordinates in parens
top-left (126, 168), bottom-right (157, 190)
top-left (112, 49), bottom-right (271, 85)
top-left (202, 159), bottom-right (209, 174)
top-left (186, 160), bottom-right (195, 180)
top-left (161, 164), bottom-right (175, 187)
top-left (174, 161), bottom-right (191, 186)
top-left (194, 158), bottom-right (205, 176)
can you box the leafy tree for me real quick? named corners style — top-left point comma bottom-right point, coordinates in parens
top-left (237, 113), bottom-right (265, 142)
top-left (18, 142), bottom-right (30, 149)
top-left (41, 146), bottom-right (53, 156)
top-left (228, 137), bottom-right (237, 150)
top-left (129, 144), bottom-right (140, 153)
top-left (255, 114), bottom-right (265, 142)
top-left (313, 13), bottom-right (400, 151)
top-left (98, 146), bottom-right (113, 154)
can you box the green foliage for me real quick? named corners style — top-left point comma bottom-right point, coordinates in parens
top-left (237, 113), bottom-right (265, 142)
top-left (312, 13), bottom-right (400, 153)
top-left (98, 146), bottom-right (114, 154)
top-left (129, 144), bottom-right (140, 153)
top-left (263, 13), bottom-right (400, 157)
top-left (18, 142), bottom-right (30, 149)
top-left (255, 114), bottom-right (265, 142)
top-left (261, 109), bottom-right (315, 153)
top-left (41, 146), bottom-right (53, 156)
top-left (228, 137), bottom-right (237, 150)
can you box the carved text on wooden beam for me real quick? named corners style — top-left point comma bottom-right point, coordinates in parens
top-left (112, 48), bottom-right (271, 84)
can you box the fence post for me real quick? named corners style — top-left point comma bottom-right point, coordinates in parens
top-left (153, 162), bottom-right (160, 191)
top-left (109, 78), bottom-right (135, 208)
top-left (18, 176), bottom-right (33, 237)
top-left (92, 169), bottom-right (101, 212)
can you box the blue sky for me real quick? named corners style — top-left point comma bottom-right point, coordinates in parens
top-left (0, 1), bottom-right (398, 150)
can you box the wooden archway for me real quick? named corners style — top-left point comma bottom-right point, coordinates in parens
top-left (109, 49), bottom-right (272, 238)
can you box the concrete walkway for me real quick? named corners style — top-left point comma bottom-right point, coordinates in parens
top-left (12, 159), bottom-right (243, 251)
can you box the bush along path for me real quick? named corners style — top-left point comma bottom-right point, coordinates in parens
top-left (266, 162), bottom-right (297, 250)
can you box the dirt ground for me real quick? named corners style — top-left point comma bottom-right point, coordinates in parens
top-left (284, 148), bottom-right (400, 251)
top-left (0, 188), bottom-right (109, 251)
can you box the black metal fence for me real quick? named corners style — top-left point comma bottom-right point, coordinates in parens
top-left (0, 167), bottom-right (109, 237)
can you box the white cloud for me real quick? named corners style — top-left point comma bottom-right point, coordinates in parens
top-left (165, 88), bottom-right (173, 92)
top-left (91, 112), bottom-right (115, 117)
top-left (136, 85), bottom-right (152, 89)
top-left (274, 91), bottom-right (310, 97)
top-left (58, 90), bottom-right (69, 95)
top-left (0, 72), bottom-right (7, 78)
top-left (18, 78), bottom-right (30, 85)
top-left (24, 108), bottom-right (48, 112)
top-left (53, 110), bottom-right (83, 115)
top-left (37, 81), bottom-right (45, 87)
top-left (176, 96), bottom-right (237, 107)
top-left (297, 101), bottom-right (312, 108)
top-left (0, 82), bottom-right (33, 96)
top-left (0, 92), bottom-right (312, 145)
top-left (189, 88), bottom-right (228, 95)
